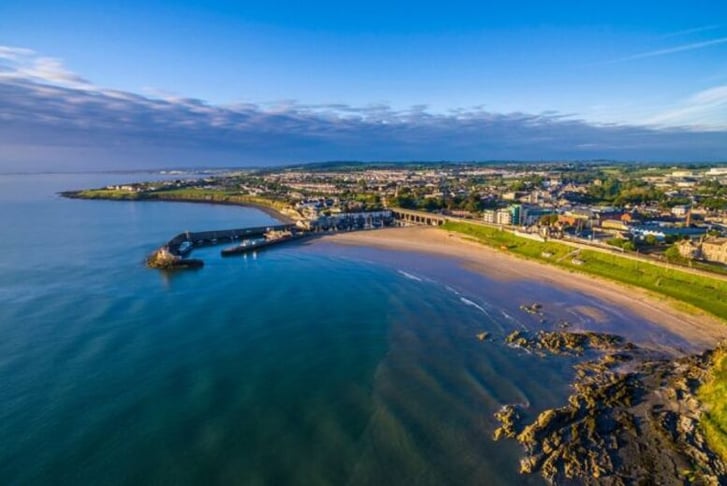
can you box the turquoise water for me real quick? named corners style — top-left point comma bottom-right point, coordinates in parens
top-left (0, 174), bottom-right (692, 485)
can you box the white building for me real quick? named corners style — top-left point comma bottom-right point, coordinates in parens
top-left (483, 208), bottom-right (513, 225)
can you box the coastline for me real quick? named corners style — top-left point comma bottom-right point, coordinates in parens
top-left (60, 191), bottom-right (296, 224)
top-left (319, 226), bottom-right (727, 348)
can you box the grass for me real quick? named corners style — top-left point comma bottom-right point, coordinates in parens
top-left (699, 348), bottom-right (727, 461)
top-left (692, 261), bottom-right (727, 277)
top-left (71, 188), bottom-right (290, 212)
top-left (442, 221), bottom-right (727, 321)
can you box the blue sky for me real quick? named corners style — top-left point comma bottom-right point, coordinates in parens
top-left (1, 0), bottom-right (727, 169)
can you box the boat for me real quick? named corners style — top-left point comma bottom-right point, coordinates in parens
top-left (178, 241), bottom-right (193, 254)
top-left (220, 232), bottom-right (305, 256)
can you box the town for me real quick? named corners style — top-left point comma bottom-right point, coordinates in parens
top-left (82, 161), bottom-right (727, 271)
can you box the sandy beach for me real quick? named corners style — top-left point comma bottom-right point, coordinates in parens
top-left (320, 226), bottom-right (727, 348)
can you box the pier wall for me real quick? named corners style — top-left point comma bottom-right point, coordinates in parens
top-left (167, 224), bottom-right (296, 255)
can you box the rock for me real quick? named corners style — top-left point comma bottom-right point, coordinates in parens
top-left (476, 332), bottom-right (490, 341)
top-left (504, 330), bottom-right (530, 349)
top-left (493, 405), bottom-right (521, 440)
top-left (519, 303), bottom-right (543, 315)
top-left (519, 455), bottom-right (540, 474)
top-left (146, 246), bottom-right (178, 268)
top-left (146, 246), bottom-right (203, 270)
top-left (492, 331), bottom-right (727, 484)
top-left (503, 330), bottom-right (625, 356)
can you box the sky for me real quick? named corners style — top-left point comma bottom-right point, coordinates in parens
top-left (1, 0), bottom-right (727, 171)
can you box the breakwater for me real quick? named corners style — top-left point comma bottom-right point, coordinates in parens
top-left (220, 232), bottom-right (308, 256)
top-left (150, 210), bottom-right (399, 269)
top-left (147, 223), bottom-right (299, 269)
top-left (166, 224), bottom-right (298, 256)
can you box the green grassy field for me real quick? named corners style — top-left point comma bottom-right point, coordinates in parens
top-left (699, 348), bottom-right (727, 461)
top-left (441, 221), bottom-right (727, 321)
top-left (71, 188), bottom-right (291, 212)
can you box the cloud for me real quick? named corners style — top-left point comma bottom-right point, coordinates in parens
top-left (1, 45), bottom-right (727, 171)
top-left (0, 46), bottom-right (35, 60)
top-left (658, 25), bottom-right (723, 39)
top-left (607, 36), bottom-right (727, 63)
top-left (646, 85), bottom-right (727, 128)
top-left (0, 45), bottom-right (90, 88)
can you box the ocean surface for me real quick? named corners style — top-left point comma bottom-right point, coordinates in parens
top-left (0, 173), bottom-right (695, 485)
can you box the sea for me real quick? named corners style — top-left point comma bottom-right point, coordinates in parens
top-left (0, 172), bottom-right (696, 485)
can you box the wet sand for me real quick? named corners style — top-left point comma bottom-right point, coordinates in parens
top-left (319, 226), bottom-right (727, 348)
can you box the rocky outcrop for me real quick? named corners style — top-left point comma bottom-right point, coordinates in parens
top-left (494, 333), bottom-right (727, 485)
top-left (476, 331), bottom-right (490, 341)
top-left (519, 303), bottom-right (543, 315)
top-left (493, 404), bottom-right (520, 441)
top-left (504, 329), bottom-right (626, 356)
top-left (146, 247), bottom-right (203, 269)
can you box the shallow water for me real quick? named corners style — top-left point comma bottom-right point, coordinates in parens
top-left (0, 173), bottom-right (694, 484)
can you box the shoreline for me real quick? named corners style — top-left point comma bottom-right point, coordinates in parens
top-left (60, 191), bottom-right (296, 224)
top-left (318, 226), bottom-right (727, 349)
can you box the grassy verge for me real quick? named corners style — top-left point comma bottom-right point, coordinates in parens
top-left (692, 261), bottom-right (727, 277)
top-left (441, 221), bottom-right (727, 321)
top-left (699, 348), bottom-right (727, 461)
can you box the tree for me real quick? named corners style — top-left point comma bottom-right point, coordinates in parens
top-left (703, 198), bottom-right (727, 211)
top-left (508, 181), bottom-right (526, 191)
top-left (392, 194), bottom-right (417, 209)
top-left (664, 244), bottom-right (683, 262)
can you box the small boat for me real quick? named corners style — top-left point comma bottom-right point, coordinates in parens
top-left (178, 241), bottom-right (193, 254)
top-left (220, 233), bottom-right (305, 257)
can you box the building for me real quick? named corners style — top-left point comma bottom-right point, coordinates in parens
top-left (630, 224), bottom-right (707, 242)
top-left (502, 191), bottom-right (523, 201)
top-left (520, 206), bottom-right (556, 226)
top-left (601, 219), bottom-right (630, 231)
top-left (701, 237), bottom-right (727, 265)
top-left (496, 209), bottom-right (513, 225)
top-left (677, 240), bottom-right (701, 259)
top-left (482, 210), bottom-right (497, 224)
top-left (509, 205), bottom-right (521, 225)
top-left (449, 210), bottom-right (475, 218)
top-left (557, 214), bottom-right (580, 227)
top-left (483, 208), bottom-right (514, 225)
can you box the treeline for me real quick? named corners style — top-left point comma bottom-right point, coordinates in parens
top-left (388, 188), bottom-right (495, 212)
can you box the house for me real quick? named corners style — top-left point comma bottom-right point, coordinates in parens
top-left (601, 219), bottom-right (630, 231)
top-left (677, 239), bottom-right (701, 259)
top-left (701, 237), bottom-right (727, 265)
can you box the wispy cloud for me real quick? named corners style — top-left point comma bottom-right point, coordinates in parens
top-left (0, 46), bottom-right (35, 60)
top-left (0, 45), bottom-right (90, 88)
top-left (605, 36), bottom-right (727, 64)
top-left (658, 24), bottom-right (723, 39)
top-left (646, 85), bottom-right (727, 128)
top-left (1, 45), bottom-right (727, 170)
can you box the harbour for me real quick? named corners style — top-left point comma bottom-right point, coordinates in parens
top-left (147, 211), bottom-right (400, 269)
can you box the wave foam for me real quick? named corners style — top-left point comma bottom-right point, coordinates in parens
top-left (398, 270), bottom-right (423, 282)
top-left (460, 297), bottom-right (490, 317)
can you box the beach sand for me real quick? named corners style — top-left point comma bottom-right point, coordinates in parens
top-left (319, 226), bottom-right (727, 348)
